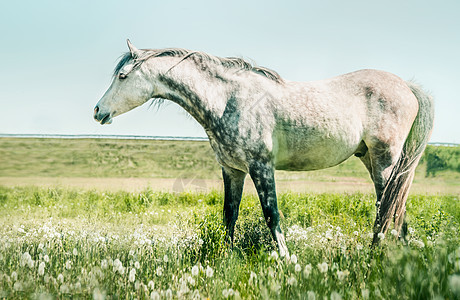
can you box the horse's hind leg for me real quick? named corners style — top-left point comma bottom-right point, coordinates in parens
top-left (365, 142), bottom-right (403, 244)
top-left (249, 161), bottom-right (289, 257)
top-left (222, 167), bottom-right (246, 244)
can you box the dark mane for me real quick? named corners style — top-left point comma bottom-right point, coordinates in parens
top-left (114, 48), bottom-right (283, 83)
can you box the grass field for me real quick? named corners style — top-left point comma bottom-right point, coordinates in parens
top-left (0, 138), bottom-right (459, 298)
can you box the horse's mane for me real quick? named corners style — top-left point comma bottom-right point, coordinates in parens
top-left (114, 48), bottom-right (283, 83)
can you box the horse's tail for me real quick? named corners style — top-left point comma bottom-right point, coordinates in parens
top-left (374, 81), bottom-right (434, 243)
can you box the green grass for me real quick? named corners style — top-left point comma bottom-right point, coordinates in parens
top-left (1, 138), bottom-right (459, 188)
top-left (0, 186), bottom-right (459, 299)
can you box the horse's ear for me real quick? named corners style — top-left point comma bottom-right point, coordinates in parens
top-left (127, 39), bottom-right (141, 58)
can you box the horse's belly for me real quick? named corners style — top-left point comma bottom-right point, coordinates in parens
top-left (273, 132), bottom-right (360, 171)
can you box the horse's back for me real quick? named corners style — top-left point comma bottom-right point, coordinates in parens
top-left (272, 69), bottom-right (419, 171)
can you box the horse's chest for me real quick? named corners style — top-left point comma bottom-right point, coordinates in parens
top-left (207, 135), bottom-right (250, 172)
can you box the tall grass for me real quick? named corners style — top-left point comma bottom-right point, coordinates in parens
top-left (0, 186), bottom-right (459, 299)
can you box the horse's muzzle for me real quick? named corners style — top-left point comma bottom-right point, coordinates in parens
top-left (93, 106), bottom-right (113, 125)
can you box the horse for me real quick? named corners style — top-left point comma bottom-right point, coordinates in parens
top-left (94, 40), bottom-right (434, 257)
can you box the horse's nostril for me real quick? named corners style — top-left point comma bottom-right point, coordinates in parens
top-left (94, 106), bottom-right (99, 114)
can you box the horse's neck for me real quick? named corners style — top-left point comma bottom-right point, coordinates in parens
top-left (156, 64), bottom-right (230, 130)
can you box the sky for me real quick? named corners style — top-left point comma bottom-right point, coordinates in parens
top-left (0, 0), bottom-right (459, 143)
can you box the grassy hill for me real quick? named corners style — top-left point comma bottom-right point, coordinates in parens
top-left (0, 138), bottom-right (458, 192)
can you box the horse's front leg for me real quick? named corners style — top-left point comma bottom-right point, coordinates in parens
top-left (222, 167), bottom-right (246, 245)
top-left (249, 161), bottom-right (289, 257)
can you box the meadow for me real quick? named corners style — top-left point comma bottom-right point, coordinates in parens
top-left (0, 138), bottom-right (459, 299)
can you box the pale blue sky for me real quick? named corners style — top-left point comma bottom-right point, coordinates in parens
top-left (1, 0), bottom-right (459, 142)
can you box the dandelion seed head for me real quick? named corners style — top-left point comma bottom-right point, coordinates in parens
top-left (290, 254), bottom-right (298, 264)
top-left (449, 274), bottom-right (460, 296)
top-left (38, 261), bottom-right (46, 276)
top-left (129, 268), bottom-right (136, 282)
top-left (206, 265), bottom-right (213, 278)
top-left (304, 264), bottom-right (313, 278)
top-left (377, 232), bottom-right (385, 240)
top-left (307, 290), bottom-right (316, 300)
top-left (331, 291), bottom-right (342, 300)
top-left (317, 262), bottom-right (328, 273)
top-left (295, 263), bottom-right (301, 272)
top-left (11, 271), bottom-right (18, 281)
top-left (287, 276), bottom-right (297, 286)
top-left (191, 265), bottom-right (199, 277)
top-left (65, 260), bottom-right (72, 270)
top-left (72, 248), bottom-right (78, 256)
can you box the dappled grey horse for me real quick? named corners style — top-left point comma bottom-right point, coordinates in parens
top-left (94, 40), bottom-right (434, 256)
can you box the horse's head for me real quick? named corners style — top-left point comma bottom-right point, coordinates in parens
top-left (94, 40), bottom-right (158, 125)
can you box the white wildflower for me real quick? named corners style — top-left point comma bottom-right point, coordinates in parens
top-left (191, 265), bottom-right (199, 277)
top-left (163, 254), bottom-right (169, 263)
top-left (361, 289), bottom-right (370, 299)
top-left (290, 254), bottom-right (298, 264)
top-left (73, 248), bottom-right (78, 256)
top-left (150, 291), bottom-right (160, 300)
top-left (57, 273), bottom-right (64, 283)
top-left (249, 271), bottom-right (257, 285)
top-left (60, 284), bottom-right (70, 294)
top-left (206, 265), bottom-right (213, 278)
top-left (411, 239), bottom-right (425, 248)
top-left (357, 244), bottom-right (363, 251)
top-left (11, 271), bottom-right (18, 281)
top-left (317, 262), bottom-right (328, 273)
top-left (287, 276), bottom-right (297, 286)
top-left (93, 288), bottom-right (106, 300)
top-left (331, 291), bottom-right (342, 300)
top-left (156, 267), bottom-right (163, 277)
top-left (13, 281), bottom-right (23, 291)
top-left (38, 262), bottom-right (46, 276)
top-left (307, 290), bottom-right (316, 300)
top-left (448, 274), bottom-right (460, 296)
top-left (337, 270), bottom-right (349, 281)
top-left (222, 289), bottom-right (229, 298)
top-left (270, 251), bottom-right (279, 260)
top-left (101, 259), bottom-right (108, 269)
top-left (295, 263), bottom-right (302, 272)
top-left (129, 268), bottom-right (136, 282)
top-left (391, 229), bottom-right (398, 237)
top-left (188, 276), bottom-right (196, 286)
top-left (148, 280), bottom-right (155, 290)
top-left (304, 264), bottom-right (313, 278)
top-left (165, 289), bottom-right (173, 299)
top-left (198, 239), bottom-right (204, 245)
top-left (65, 260), bottom-right (72, 270)
top-left (44, 255), bottom-right (49, 263)
top-left (38, 243), bottom-right (44, 250)
top-left (21, 252), bottom-right (32, 267)
top-left (408, 227), bottom-right (415, 235)
top-left (134, 261), bottom-right (140, 269)
top-left (377, 232), bottom-right (385, 240)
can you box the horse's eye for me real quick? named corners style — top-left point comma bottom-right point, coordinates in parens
top-left (119, 73), bottom-right (127, 80)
